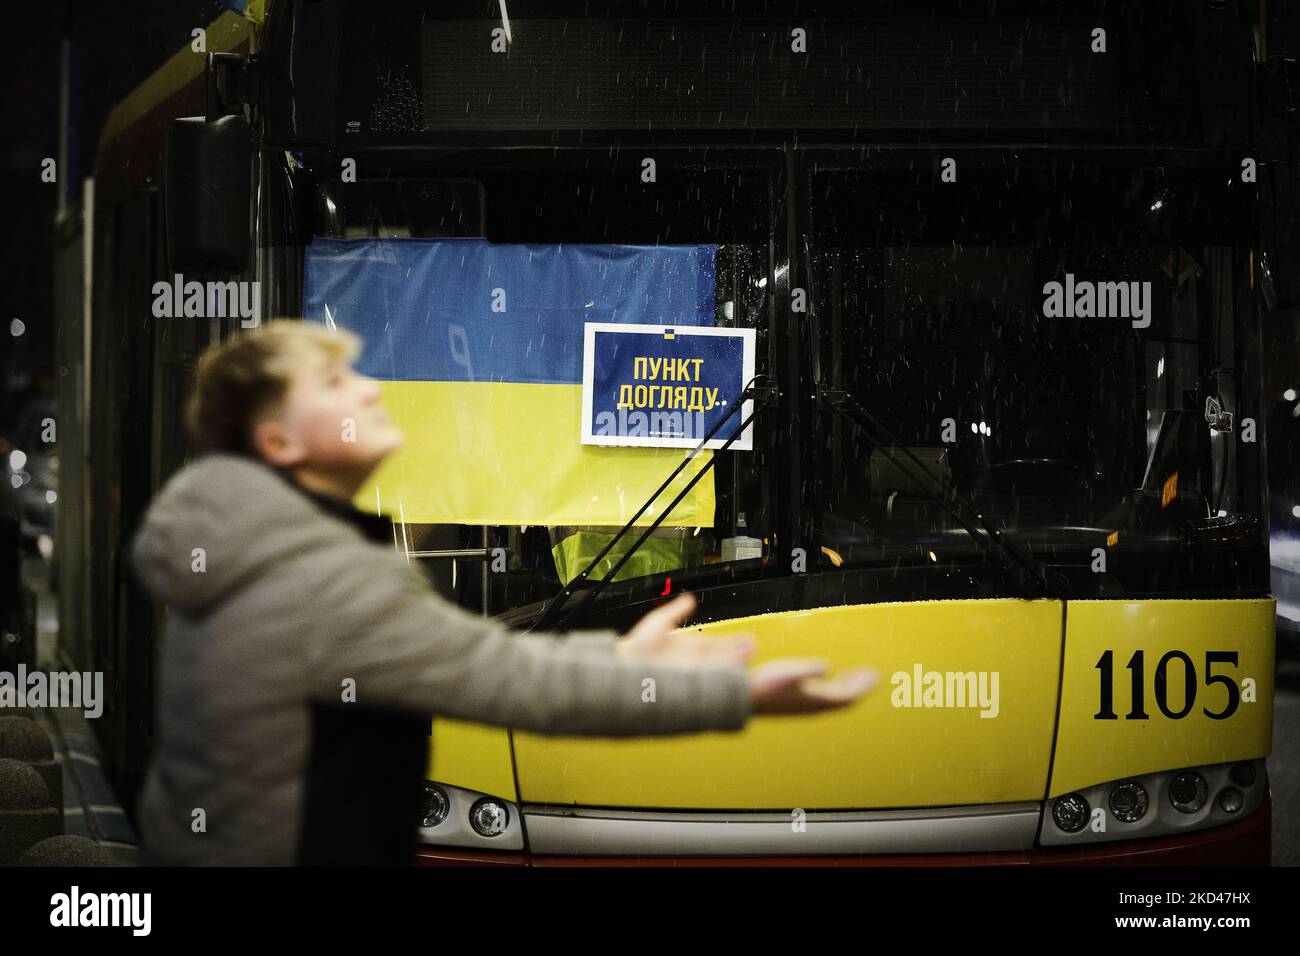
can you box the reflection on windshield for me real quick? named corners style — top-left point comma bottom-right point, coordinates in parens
top-left (807, 156), bottom-right (1258, 565)
top-left (810, 211), bottom-right (1255, 563)
top-left (813, 241), bottom-right (1243, 549)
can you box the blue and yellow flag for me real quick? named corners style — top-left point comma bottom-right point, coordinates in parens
top-left (303, 237), bottom-right (718, 529)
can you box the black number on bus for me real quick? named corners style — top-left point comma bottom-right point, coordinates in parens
top-left (1094, 650), bottom-right (1240, 721)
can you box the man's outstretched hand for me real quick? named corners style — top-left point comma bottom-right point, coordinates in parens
top-left (615, 592), bottom-right (880, 716)
top-left (747, 659), bottom-right (880, 715)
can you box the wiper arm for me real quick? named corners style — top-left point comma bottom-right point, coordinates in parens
top-left (817, 385), bottom-right (1065, 598)
top-left (529, 375), bottom-right (777, 632)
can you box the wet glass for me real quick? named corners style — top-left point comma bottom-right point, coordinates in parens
top-left (807, 152), bottom-right (1262, 571)
top-left (306, 155), bottom-right (778, 613)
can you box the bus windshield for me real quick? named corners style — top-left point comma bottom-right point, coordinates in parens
top-left (809, 151), bottom-right (1264, 575)
top-left (293, 145), bottom-right (1268, 608)
top-left (298, 150), bottom-right (779, 614)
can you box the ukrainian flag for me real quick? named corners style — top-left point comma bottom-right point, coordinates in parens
top-left (302, 238), bottom-right (718, 553)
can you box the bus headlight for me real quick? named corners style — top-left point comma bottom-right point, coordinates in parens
top-left (419, 783), bottom-right (449, 827)
top-left (469, 798), bottom-right (510, 837)
top-left (1051, 794), bottom-right (1090, 833)
top-left (1108, 781), bottom-right (1148, 823)
top-left (415, 781), bottom-right (523, 850)
top-left (1169, 772), bottom-right (1208, 813)
top-left (1039, 761), bottom-right (1266, 847)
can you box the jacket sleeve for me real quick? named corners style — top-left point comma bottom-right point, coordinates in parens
top-left (299, 533), bottom-right (750, 738)
top-left (562, 632), bottom-right (622, 654)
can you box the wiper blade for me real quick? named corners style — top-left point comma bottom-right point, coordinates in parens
top-left (529, 375), bottom-right (777, 632)
top-left (817, 386), bottom-right (1065, 598)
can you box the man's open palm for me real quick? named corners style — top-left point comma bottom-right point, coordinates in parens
top-left (616, 592), bottom-right (880, 715)
top-left (748, 660), bottom-right (881, 714)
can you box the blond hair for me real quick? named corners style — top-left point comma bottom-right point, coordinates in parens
top-left (185, 320), bottom-right (362, 456)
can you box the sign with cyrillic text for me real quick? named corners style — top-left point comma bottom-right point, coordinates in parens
top-left (581, 323), bottom-right (756, 450)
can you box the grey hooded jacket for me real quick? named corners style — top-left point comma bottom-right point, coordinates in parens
top-left (128, 453), bottom-right (750, 865)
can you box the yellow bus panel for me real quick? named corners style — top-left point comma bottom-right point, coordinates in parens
top-left (1048, 599), bottom-right (1274, 797)
top-left (427, 720), bottom-right (518, 802)
top-left (512, 598), bottom-right (1064, 809)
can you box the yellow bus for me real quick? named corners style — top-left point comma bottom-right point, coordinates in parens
top-left (65, 0), bottom-right (1285, 865)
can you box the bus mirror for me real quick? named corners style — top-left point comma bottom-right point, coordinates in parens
top-left (164, 112), bottom-right (250, 274)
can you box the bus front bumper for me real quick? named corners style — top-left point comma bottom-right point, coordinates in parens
top-left (414, 791), bottom-right (1270, 867)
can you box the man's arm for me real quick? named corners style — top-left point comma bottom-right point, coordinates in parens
top-left (562, 632), bottom-right (622, 654)
top-left (300, 534), bottom-right (749, 737)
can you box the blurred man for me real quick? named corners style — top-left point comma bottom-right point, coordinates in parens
top-left (130, 320), bottom-right (878, 865)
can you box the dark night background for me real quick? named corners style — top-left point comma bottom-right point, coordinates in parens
top-left (2, 1), bottom-right (231, 405)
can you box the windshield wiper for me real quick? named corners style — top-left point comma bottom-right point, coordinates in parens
top-left (816, 385), bottom-right (1066, 599)
top-left (529, 375), bottom-right (776, 633)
